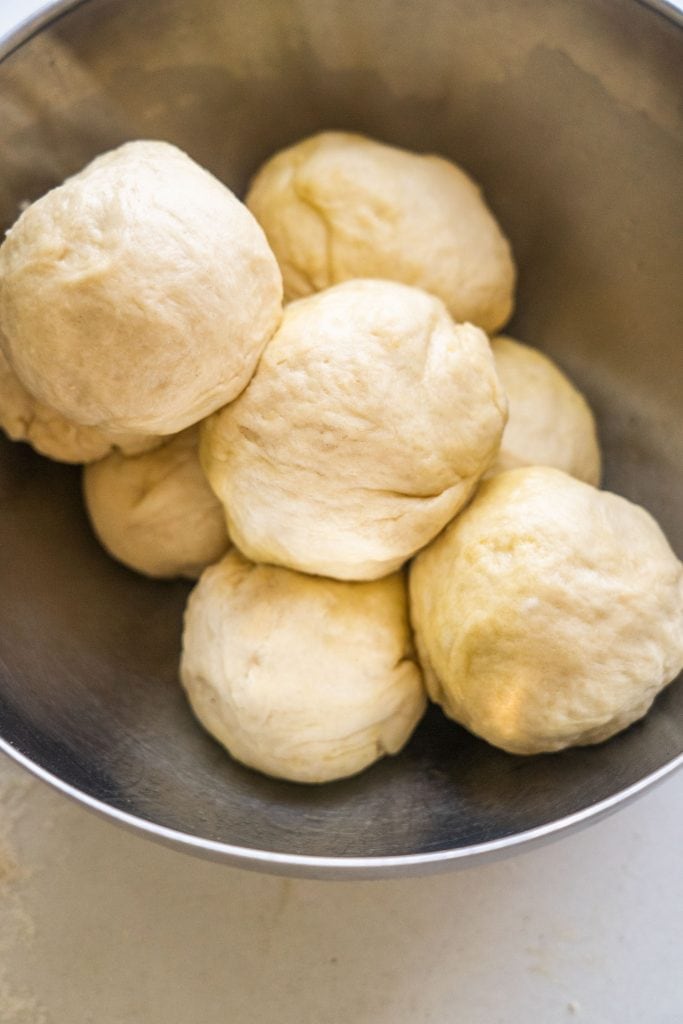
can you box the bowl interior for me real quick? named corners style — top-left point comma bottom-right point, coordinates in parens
top-left (0, 0), bottom-right (682, 869)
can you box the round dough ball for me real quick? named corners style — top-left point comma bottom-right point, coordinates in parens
top-left (410, 467), bottom-right (683, 755)
top-left (201, 279), bottom-right (507, 581)
top-left (489, 336), bottom-right (601, 484)
top-left (0, 345), bottom-right (158, 463)
top-left (83, 426), bottom-right (229, 579)
top-left (0, 140), bottom-right (283, 436)
top-left (246, 131), bottom-right (515, 333)
top-left (180, 549), bottom-right (426, 783)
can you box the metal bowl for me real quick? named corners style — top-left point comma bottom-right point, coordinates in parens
top-left (1, 0), bottom-right (681, 879)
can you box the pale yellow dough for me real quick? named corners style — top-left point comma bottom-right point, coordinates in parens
top-left (0, 346), bottom-right (158, 463)
top-left (201, 279), bottom-right (507, 581)
top-left (0, 140), bottom-right (282, 436)
top-left (246, 131), bottom-right (515, 333)
top-left (83, 427), bottom-right (229, 579)
top-left (180, 549), bottom-right (426, 783)
top-left (410, 467), bottom-right (683, 755)
top-left (489, 336), bottom-right (601, 484)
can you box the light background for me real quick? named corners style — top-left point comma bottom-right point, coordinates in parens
top-left (1, 756), bottom-right (682, 1024)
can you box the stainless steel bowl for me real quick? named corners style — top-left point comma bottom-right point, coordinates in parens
top-left (1, 0), bottom-right (681, 879)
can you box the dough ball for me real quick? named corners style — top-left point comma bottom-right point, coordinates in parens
top-left (0, 345), bottom-right (158, 463)
top-left (0, 140), bottom-right (283, 436)
top-left (180, 549), bottom-right (426, 783)
top-left (201, 279), bottom-right (507, 581)
top-left (489, 336), bottom-right (601, 484)
top-left (83, 426), bottom-right (229, 579)
top-left (246, 131), bottom-right (515, 333)
top-left (410, 467), bottom-right (683, 755)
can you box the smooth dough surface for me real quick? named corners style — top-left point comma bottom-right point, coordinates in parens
top-left (410, 467), bottom-right (683, 755)
top-left (246, 131), bottom-right (515, 333)
top-left (489, 336), bottom-right (601, 484)
top-left (0, 345), bottom-right (158, 463)
top-left (201, 279), bottom-right (507, 581)
top-left (180, 549), bottom-right (426, 783)
top-left (83, 426), bottom-right (229, 579)
top-left (0, 140), bottom-right (283, 435)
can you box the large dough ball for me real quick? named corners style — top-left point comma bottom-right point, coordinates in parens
top-left (246, 131), bottom-right (515, 334)
top-left (0, 140), bottom-right (283, 436)
top-left (489, 336), bottom-right (601, 484)
top-left (83, 426), bottom-right (229, 579)
top-left (180, 549), bottom-right (426, 783)
top-left (410, 467), bottom-right (683, 755)
top-left (0, 345), bottom-right (158, 463)
top-left (201, 279), bottom-right (507, 581)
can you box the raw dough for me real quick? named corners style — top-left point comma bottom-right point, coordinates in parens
top-left (83, 426), bottom-right (229, 579)
top-left (180, 549), bottom-right (426, 783)
top-left (0, 345), bottom-right (158, 463)
top-left (410, 466), bottom-right (683, 755)
top-left (246, 131), bottom-right (515, 333)
top-left (0, 140), bottom-right (282, 436)
top-left (201, 279), bottom-right (507, 580)
top-left (489, 336), bottom-right (601, 484)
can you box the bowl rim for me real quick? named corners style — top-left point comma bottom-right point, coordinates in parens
top-left (2, 734), bottom-right (681, 877)
top-left (1, 0), bottom-right (682, 71)
top-left (0, 0), bottom-right (681, 878)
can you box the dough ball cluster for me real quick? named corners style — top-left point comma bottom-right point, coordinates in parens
top-left (180, 550), bottom-right (425, 783)
top-left (1, 130), bottom-right (680, 784)
top-left (0, 140), bottom-right (283, 437)
top-left (83, 427), bottom-right (230, 579)
top-left (246, 131), bottom-right (515, 333)
top-left (201, 279), bottom-right (507, 581)
top-left (410, 468), bottom-right (683, 755)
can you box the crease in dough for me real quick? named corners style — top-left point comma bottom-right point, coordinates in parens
top-left (246, 130), bottom-right (515, 333)
top-left (201, 279), bottom-right (507, 581)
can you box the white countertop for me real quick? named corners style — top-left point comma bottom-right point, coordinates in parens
top-left (0, 0), bottom-right (48, 42)
top-left (1, 4), bottom-right (682, 1022)
top-left (1, 755), bottom-right (682, 1024)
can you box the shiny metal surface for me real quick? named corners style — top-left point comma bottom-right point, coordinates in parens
top-left (0, 0), bottom-right (682, 879)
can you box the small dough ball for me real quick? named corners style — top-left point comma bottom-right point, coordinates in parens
top-left (489, 336), bottom-right (601, 484)
top-left (202, 279), bottom-right (507, 581)
top-left (0, 140), bottom-right (283, 436)
top-left (410, 467), bottom-right (683, 755)
top-left (246, 131), bottom-right (515, 333)
top-left (0, 345), bottom-right (158, 463)
top-left (83, 426), bottom-right (229, 579)
top-left (180, 549), bottom-right (426, 783)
